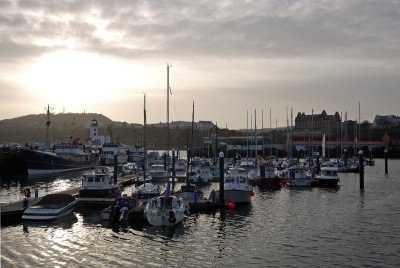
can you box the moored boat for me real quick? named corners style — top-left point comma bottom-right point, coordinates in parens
top-left (144, 194), bottom-right (188, 226)
top-left (22, 193), bottom-right (77, 221)
top-left (189, 165), bottom-right (213, 184)
top-left (286, 165), bottom-right (314, 187)
top-left (212, 165), bottom-right (254, 205)
top-left (249, 162), bottom-right (283, 189)
top-left (78, 166), bottom-right (121, 203)
top-left (20, 144), bottom-right (100, 175)
top-left (315, 166), bottom-right (340, 187)
top-left (101, 194), bottom-right (136, 222)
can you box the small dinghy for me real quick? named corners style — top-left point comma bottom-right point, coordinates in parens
top-left (22, 194), bottom-right (77, 221)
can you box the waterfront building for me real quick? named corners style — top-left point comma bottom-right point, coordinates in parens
top-left (373, 115), bottom-right (400, 128)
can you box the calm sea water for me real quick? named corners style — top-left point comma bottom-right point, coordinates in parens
top-left (1, 159), bottom-right (400, 267)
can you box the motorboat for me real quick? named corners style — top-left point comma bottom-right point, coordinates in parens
top-left (131, 182), bottom-right (161, 201)
top-left (175, 180), bottom-right (204, 203)
top-left (174, 159), bottom-right (187, 172)
top-left (100, 143), bottom-right (128, 165)
top-left (248, 162), bottom-right (283, 189)
top-left (101, 194), bottom-right (136, 222)
top-left (149, 164), bottom-right (168, 179)
top-left (315, 166), bottom-right (340, 187)
top-left (212, 165), bottom-right (254, 205)
top-left (189, 165), bottom-right (213, 184)
top-left (286, 165), bottom-right (314, 187)
top-left (22, 193), bottom-right (77, 221)
top-left (78, 166), bottom-right (121, 203)
top-left (144, 195), bottom-right (188, 226)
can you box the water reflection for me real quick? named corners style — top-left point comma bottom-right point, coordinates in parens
top-left (22, 213), bottom-right (78, 233)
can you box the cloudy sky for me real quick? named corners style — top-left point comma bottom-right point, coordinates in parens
top-left (1, 0), bottom-right (399, 129)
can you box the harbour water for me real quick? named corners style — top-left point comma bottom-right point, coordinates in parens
top-left (1, 159), bottom-right (400, 267)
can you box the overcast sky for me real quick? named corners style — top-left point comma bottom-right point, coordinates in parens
top-left (1, 0), bottom-right (399, 129)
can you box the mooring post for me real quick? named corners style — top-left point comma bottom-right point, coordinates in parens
top-left (113, 155), bottom-right (118, 184)
top-left (219, 151), bottom-right (225, 208)
top-left (172, 150), bottom-right (176, 187)
top-left (260, 163), bottom-right (265, 179)
top-left (344, 149), bottom-right (347, 169)
top-left (163, 153), bottom-right (167, 171)
top-left (359, 150), bottom-right (364, 189)
top-left (384, 149), bottom-right (388, 174)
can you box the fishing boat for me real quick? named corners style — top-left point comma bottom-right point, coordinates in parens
top-left (78, 166), bottom-right (121, 203)
top-left (20, 144), bottom-right (100, 175)
top-left (249, 162), bottom-right (283, 189)
top-left (22, 193), bottom-right (77, 221)
top-left (286, 165), bottom-right (314, 187)
top-left (315, 166), bottom-right (340, 187)
top-left (20, 106), bottom-right (100, 175)
top-left (212, 165), bottom-right (254, 205)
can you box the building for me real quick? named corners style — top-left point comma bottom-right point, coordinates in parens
top-left (294, 110), bottom-right (341, 140)
top-left (88, 119), bottom-right (111, 146)
top-left (373, 115), bottom-right (400, 128)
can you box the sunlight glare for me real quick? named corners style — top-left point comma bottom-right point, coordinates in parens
top-left (18, 50), bottom-right (153, 109)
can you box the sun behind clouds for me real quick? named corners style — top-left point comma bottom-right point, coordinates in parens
top-left (17, 50), bottom-right (155, 109)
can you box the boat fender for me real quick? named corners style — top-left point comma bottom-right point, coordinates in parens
top-left (169, 210), bottom-right (176, 223)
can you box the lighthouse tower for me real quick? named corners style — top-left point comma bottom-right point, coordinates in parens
top-left (89, 119), bottom-right (101, 146)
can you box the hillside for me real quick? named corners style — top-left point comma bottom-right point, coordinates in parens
top-left (0, 113), bottom-right (117, 144)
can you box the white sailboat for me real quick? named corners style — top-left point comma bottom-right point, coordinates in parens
top-left (144, 65), bottom-right (188, 226)
top-left (132, 94), bottom-right (161, 201)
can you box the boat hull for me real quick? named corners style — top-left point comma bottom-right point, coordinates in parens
top-left (20, 149), bottom-right (99, 175)
top-left (22, 196), bottom-right (77, 221)
top-left (214, 190), bottom-right (252, 204)
top-left (317, 178), bottom-right (340, 187)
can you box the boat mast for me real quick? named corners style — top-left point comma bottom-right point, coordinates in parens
top-left (166, 64), bottom-right (171, 159)
top-left (143, 94), bottom-right (147, 182)
top-left (45, 104), bottom-right (53, 149)
top-left (191, 101), bottom-right (194, 172)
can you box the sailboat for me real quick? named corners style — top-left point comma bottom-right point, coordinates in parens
top-left (132, 94), bottom-right (161, 202)
top-left (144, 65), bottom-right (188, 226)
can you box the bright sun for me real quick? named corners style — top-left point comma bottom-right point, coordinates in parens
top-left (18, 50), bottom-right (154, 110)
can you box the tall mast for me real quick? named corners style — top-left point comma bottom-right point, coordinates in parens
top-left (166, 64), bottom-right (172, 158)
top-left (255, 109), bottom-right (257, 159)
top-left (246, 110), bottom-right (249, 158)
top-left (143, 94), bottom-right (147, 180)
top-left (191, 101), bottom-right (194, 172)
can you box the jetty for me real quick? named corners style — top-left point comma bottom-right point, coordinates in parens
top-left (0, 175), bottom-right (137, 225)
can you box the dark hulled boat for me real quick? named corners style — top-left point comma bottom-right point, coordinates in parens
top-left (20, 144), bottom-right (100, 175)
